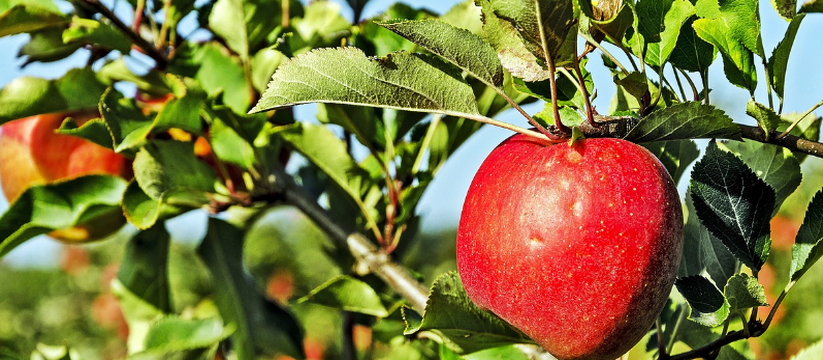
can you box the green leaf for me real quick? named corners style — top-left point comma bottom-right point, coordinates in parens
top-left (378, 19), bottom-right (504, 88)
top-left (440, 0), bottom-right (484, 34)
top-left (0, 175), bottom-right (127, 258)
top-left (195, 43), bottom-right (252, 114)
top-left (488, 0), bottom-right (575, 63)
top-left (110, 278), bottom-right (163, 354)
top-left (0, 4), bottom-right (68, 37)
top-left (143, 317), bottom-right (231, 351)
top-left (62, 17), bottom-right (131, 53)
top-left (790, 339), bottom-right (823, 360)
top-left (790, 189), bottom-right (823, 281)
top-left (198, 218), bottom-right (304, 360)
top-left (56, 117), bottom-right (116, 149)
top-left (635, 0), bottom-right (696, 67)
top-left (679, 192), bottom-right (738, 287)
top-left (698, 0), bottom-right (762, 56)
top-left (643, 140), bottom-right (700, 184)
top-left (772, 0), bottom-right (797, 19)
top-left (690, 140), bottom-right (775, 271)
top-left (624, 102), bottom-right (741, 142)
top-left (208, 0), bottom-right (276, 61)
top-left (122, 181), bottom-right (187, 230)
top-left (799, 0), bottom-right (823, 13)
top-left (117, 225), bottom-right (172, 313)
top-left (404, 272), bottom-right (533, 354)
top-left (669, 18), bottom-right (717, 73)
top-left (675, 275), bottom-right (731, 327)
top-left (293, 1), bottom-right (351, 47)
top-left (723, 273), bottom-right (768, 310)
top-left (133, 140), bottom-right (219, 206)
top-left (768, 14), bottom-right (805, 102)
top-left (19, 27), bottom-right (83, 64)
top-left (693, 19), bottom-right (757, 92)
top-left (722, 140), bottom-right (801, 213)
top-left (295, 275), bottom-right (389, 317)
top-left (746, 100), bottom-right (782, 133)
top-left (252, 47), bottom-right (480, 118)
top-left (0, 68), bottom-right (108, 124)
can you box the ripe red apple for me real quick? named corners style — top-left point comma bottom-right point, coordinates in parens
top-left (457, 136), bottom-right (683, 360)
top-left (0, 112), bottom-right (131, 242)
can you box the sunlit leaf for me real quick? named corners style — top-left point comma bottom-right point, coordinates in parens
top-left (675, 275), bottom-right (730, 327)
top-left (0, 68), bottom-right (107, 124)
top-left (790, 189), bottom-right (823, 281)
top-left (0, 4), bottom-right (67, 37)
top-left (296, 275), bottom-right (389, 317)
top-left (768, 14), bottom-right (805, 102)
top-left (62, 17), bottom-right (131, 53)
top-left (724, 273), bottom-right (768, 311)
top-left (624, 102), bottom-right (741, 142)
top-left (133, 141), bottom-right (219, 206)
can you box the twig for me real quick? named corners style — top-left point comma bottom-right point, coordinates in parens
top-left (268, 165), bottom-right (429, 312)
top-left (81, 0), bottom-right (167, 69)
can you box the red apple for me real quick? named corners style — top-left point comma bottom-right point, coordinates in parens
top-left (0, 112), bottom-right (131, 242)
top-left (457, 136), bottom-right (683, 360)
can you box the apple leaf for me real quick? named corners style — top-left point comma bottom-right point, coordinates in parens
top-left (0, 175), bottom-right (127, 258)
top-left (0, 68), bottom-right (107, 124)
top-left (117, 225), bottom-right (172, 313)
top-left (693, 21), bottom-right (757, 92)
top-left (768, 14), bottom-right (805, 102)
top-left (474, 0), bottom-right (552, 81)
top-left (56, 117), bottom-right (117, 150)
top-left (789, 189), bottom-right (823, 282)
top-left (690, 140), bottom-right (775, 272)
top-left (62, 17), bottom-right (131, 53)
top-left (122, 181), bottom-right (188, 230)
top-left (440, 344), bottom-right (531, 360)
top-left (679, 193), bottom-right (737, 288)
top-left (643, 140), bottom-right (700, 184)
top-left (482, 0), bottom-right (576, 65)
top-left (0, 4), bottom-right (68, 37)
top-left (722, 140), bottom-right (801, 213)
top-left (789, 339), bottom-right (823, 360)
top-left (746, 100), bottom-right (782, 133)
top-left (142, 317), bottom-right (231, 352)
top-left (724, 274), bottom-right (768, 311)
top-left (675, 275), bottom-right (731, 327)
top-left (635, 0), bottom-right (696, 67)
top-left (378, 20), bottom-right (503, 89)
top-left (194, 43), bottom-right (252, 115)
top-left (403, 272), bottom-right (533, 354)
top-left (677, 319), bottom-right (756, 359)
top-left (133, 140), bottom-right (220, 207)
top-left (295, 275), bottom-right (389, 317)
top-left (772, 0), bottom-right (797, 19)
top-left (799, 0), bottom-right (823, 13)
top-left (198, 219), bottom-right (304, 359)
top-left (669, 17), bottom-right (717, 73)
top-left (251, 47), bottom-right (480, 118)
top-left (624, 102), bottom-right (741, 142)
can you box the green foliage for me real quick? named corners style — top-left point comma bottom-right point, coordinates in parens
top-left (1, 0), bottom-right (823, 358)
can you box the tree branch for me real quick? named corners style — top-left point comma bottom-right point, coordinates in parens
top-left (81, 0), bottom-right (168, 69)
top-left (268, 165), bottom-right (430, 312)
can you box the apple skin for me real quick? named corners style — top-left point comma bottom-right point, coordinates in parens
top-left (457, 135), bottom-right (683, 360)
top-left (0, 112), bottom-right (131, 242)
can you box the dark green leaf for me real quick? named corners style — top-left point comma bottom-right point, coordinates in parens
top-left (722, 140), bottom-right (801, 213)
top-left (772, 0), bottom-right (797, 19)
top-left (198, 219), bottom-right (304, 359)
top-left (195, 43), bottom-right (252, 114)
top-left (643, 140), bottom-right (700, 184)
top-left (404, 272), bottom-right (532, 354)
top-left (679, 193), bottom-right (738, 287)
top-left (635, 0), bottom-right (697, 67)
top-left (117, 225), bottom-right (172, 313)
top-left (133, 140), bottom-right (219, 206)
top-left (614, 71), bottom-right (649, 101)
top-left (624, 102), bottom-right (741, 142)
top-left (800, 0), bottom-right (823, 13)
top-left (62, 17), bottom-right (131, 53)
top-left (0, 68), bottom-right (107, 124)
top-left (252, 47), bottom-right (480, 118)
top-left (0, 175), bottom-right (127, 258)
top-left (675, 275), bottom-right (730, 327)
top-left (379, 19), bottom-right (504, 88)
top-left (207, 0), bottom-right (278, 60)
top-left (18, 27), bottom-right (82, 64)
top-left (724, 273), bottom-right (768, 310)
top-left (690, 140), bottom-right (774, 271)
top-left (295, 275), bottom-right (389, 317)
top-left (669, 18), bottom-right (717, 73)
top-left (790, 189), bottom-right (823, 281)
top-left (0, 4), bottom-right (68, 37)
top-left (56, 117), bottom-right (116, 149)
top-left (768, 14), bottom-right (805, 102)
top-left (122, 181), bottom-right (187, 230)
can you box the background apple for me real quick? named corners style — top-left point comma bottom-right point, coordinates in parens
top-left (0, 112), bottom-right (131, 242)
top-left (457, 136), bottom-right (683, 360)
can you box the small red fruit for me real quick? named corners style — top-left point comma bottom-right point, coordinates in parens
top-left (457, 136), bottom-right (683, 360)
top-left (0, 112), bottom-right (131, 242)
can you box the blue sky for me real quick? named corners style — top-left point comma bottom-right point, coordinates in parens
top-left (1, 0), bottom-right (822, 266)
